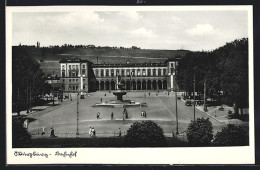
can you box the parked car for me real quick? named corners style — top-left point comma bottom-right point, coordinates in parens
top-left (185, 100), bottom-right (192, 106)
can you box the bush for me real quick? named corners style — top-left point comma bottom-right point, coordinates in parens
top-left (186, 118), bottom-right (213, 146)
top-left (125, 121), bottom-right (166, 147)
top-left (12, 117), bottom-right (32, 147)
top-left (213, 124), bottom-right (249, 146)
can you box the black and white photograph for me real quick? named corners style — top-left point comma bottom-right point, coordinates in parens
top-left (6, 5), bottom-right (254, 164)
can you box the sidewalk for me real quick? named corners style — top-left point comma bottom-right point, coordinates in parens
top-left (180, 98), bottom-right (247, 125)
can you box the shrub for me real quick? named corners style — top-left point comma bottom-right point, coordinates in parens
top-left (213, 124), bottom-right (249, 146)
top-left (125, 121), bottom-right (166, 147)
top-left (186, 118), bottom-right (213, 146)
top-left (12, 117), bottom-right (31, 147)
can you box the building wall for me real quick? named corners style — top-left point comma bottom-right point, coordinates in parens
top-left (60, 60), bottom-right (89, 92)
top-left (60, 59), bottom-right (179, 92)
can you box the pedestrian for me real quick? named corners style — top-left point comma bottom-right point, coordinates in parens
top-left (104, 93), bottom-right (106, 96)
top-left (92, 127), bottom-right (96, 138)
top-left (89, 127), bottom-right (92, 137)
top-left (144, 93), bottom-right (146, 99)
top-left (141, 111), bottom-right (143, 117)
top-left (70, 95), bottom-right (72, 101)
top-left (101, 98), bottom-right (103, 102)
top-left (144, 111), bottom-right (147, 118)
top-left (118, 128), bottom-right (121, 138)
top-left (168, 92), bottom-right (169, 96)
top-left (50, 127), bottom-right (56, 138)
top-left (41, 126), bottom-right (45, 135)
top-left (97, 112), bottom-right (100, 119)
top-left (149, 92), bottom-right (150, 96)
top-left (111, 112), bottom-right (114, 120)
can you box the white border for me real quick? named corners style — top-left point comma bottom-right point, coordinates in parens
top-left (6, 5), bottom-right (254, 164)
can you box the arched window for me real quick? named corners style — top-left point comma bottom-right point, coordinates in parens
top-left (95, 69), bottom-right (99, 77)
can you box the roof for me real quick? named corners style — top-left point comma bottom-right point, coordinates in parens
top-left (59, 57), bottom-right (91, 63)
top-left (92, 62), bottom-right (167, 68)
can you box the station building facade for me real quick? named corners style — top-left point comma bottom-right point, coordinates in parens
top-left (59, 58), bottom-right (179, 92)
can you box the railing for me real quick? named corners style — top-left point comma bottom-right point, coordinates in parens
top-left (29, 131), bottom-right (187, 142)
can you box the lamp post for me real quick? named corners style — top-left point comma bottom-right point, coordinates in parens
top-left (76, 93), bottom-right (79, 137)
top-left (193, 66), bottom-right (197, 121)
top-left (174, 61), bottom-right (179, 135)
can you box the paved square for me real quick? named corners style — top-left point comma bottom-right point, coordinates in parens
top-left (27, 91), bottom-right (232, 138)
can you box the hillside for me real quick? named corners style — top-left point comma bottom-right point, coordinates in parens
top-left (12, 46), bottom-right (190, 76)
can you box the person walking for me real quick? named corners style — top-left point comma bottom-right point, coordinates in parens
top-left (92, 127), bottom-right (96, 138)
top-left (97, 112), bottom-right (100, 119)
top-left (89, 127), bottom-right (92, 137)
top-left (111, 112), bottom-right (114, 120)
top-left (50, 127), bottom-right (56, 138)
top-left (118, 128), bottom-right (121, 138)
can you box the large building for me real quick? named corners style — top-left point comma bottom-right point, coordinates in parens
top-left (59, 57), bottom-right (180, 92)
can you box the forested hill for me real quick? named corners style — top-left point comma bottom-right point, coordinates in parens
top-left (12, 46), bottom-right (189, 64)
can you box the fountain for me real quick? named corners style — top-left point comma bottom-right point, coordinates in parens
top-left (93, 75), bottom-right (147, 108)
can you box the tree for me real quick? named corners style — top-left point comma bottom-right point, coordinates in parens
top-left (12, 47), bottom-right (51, 114)
top-left (125, 121), bottom-right (166, 147)
top-left (213, 124), bottom-right (249, 146)
top-left (12, 117), bottom-right (31, 147)
top-left (186, 118), bottom-right (213, 146)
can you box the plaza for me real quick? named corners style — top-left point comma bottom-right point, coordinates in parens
top-left (27, 91), bottom-right (229, 139)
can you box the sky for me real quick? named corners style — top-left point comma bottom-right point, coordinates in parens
top-left (12, 10), bottom-right (248, 51)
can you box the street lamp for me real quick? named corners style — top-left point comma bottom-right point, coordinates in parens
top-left (76, 93), bottom-right (79, 137)
top-left (193, 66), bottom-right (198, 121)
top-left (174, 60), bottom-right (179, 135)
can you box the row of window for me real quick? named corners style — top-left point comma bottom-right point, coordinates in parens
top-left (95, 68), bottom-right (167, 77)
top-left (61, 69), bottom-right (86, 78)
top-left (68, 78), bottom-right (86, 82)
top-left (62, 64), bottom-right (86, 70)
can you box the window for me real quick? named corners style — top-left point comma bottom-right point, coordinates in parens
top-left (126, 69), bottom-right (130, 76)
top-left (147, 69), bottom-right (151, 76)
top-left (69, 65), bottom-right (71, 70)
top-left (132, 69), bottom-right (135, 76)
top-left (111, 69), bottom-right (114, 77)
top-left (82, 65), bottom-right (85, 69)
top-left (76, 65), bottom-right (79, 70)
top-left (62, 65), bottom-right (65, 70)
top-left (142, 69), bottom-right (146, 76)
top-left (76, 79), bottom-right (78, 81)
top-left (101, 69), bottom-right (104, 77)
top-left (137, 69), bottom-right (141, 76)
top-left (116, 69), bottom-right (120, 76)
top-left (62, 70), bottom-right (65, 77)
top-left (106, 69), bottom-right (109, 77)
top-left (153, 69), bottom-right (156, 76)
top-left (83, 79), bottom-right (85, 81)
top-left (171, 68), bottom-right (174, 74)
top-left (122, 69), bottom-right (125, 77)
top-left (171, 63), bottom-right (173, 67)
top-left (72, 72), bottom-right (76, 77)
top-left (82, 69), bottom-right (85, 75)
top-left (95, 69), bottom-right (99, 77)
top-left (69, 79), bottom-right (71, 82)
top-left (158, 69), bottom-right (161, 76)
top-left (163, 69), bottom-right (167, 75)
top-left (72, 65), bottom-right (75, 69)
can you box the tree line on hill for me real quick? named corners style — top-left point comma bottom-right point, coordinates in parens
top-left (176, 38), bottom-right (249, 115)
top-left (17, 43), bottom-right (141, 50)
